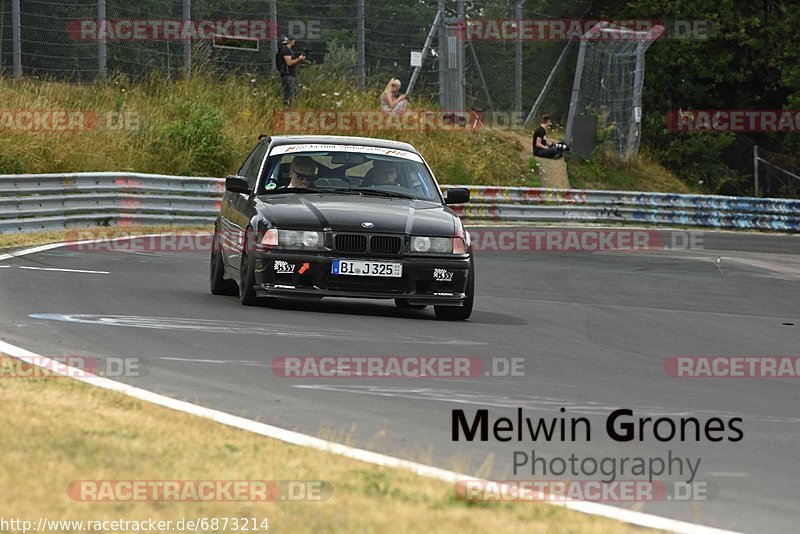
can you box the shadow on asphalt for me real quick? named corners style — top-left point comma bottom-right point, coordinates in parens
top-left (191, 290), bottom-right (527, 326)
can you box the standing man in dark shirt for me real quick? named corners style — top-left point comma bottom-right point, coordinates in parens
top-left (532, 114), bottom-right (561, 159)
top-left (276, 35), bottom-right (306, 108)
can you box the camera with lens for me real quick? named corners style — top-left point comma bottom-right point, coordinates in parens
top-left (550, 141), bottom-right (570, 152)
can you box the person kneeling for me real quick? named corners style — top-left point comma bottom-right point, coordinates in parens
top-left (533, 114), bottom-right (563, 159)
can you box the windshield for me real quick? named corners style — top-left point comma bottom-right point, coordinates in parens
top-left (258, 149), bottom-right (442, 202)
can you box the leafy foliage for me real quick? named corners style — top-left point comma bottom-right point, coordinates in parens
top-left (590, 0), bottom-right (800, 195)
top-left (0, 149), bottom-right (27, 174)
top-left (151, 101), bottom-right (237, 176)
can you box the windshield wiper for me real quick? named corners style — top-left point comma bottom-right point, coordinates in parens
top-left (330, 188), bottom-right (417, 200)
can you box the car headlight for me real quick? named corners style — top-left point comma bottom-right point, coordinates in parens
top-left (410, 236), bottom-right (466, 255)
top-left (261, 229), bottom-right (324, 250)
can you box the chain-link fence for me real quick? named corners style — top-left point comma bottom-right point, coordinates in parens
top-left (703, 134), bottom-right (800, 198)
top-left (564, 22), bottom-right (662, 158)
top-left (756, 146), bottom-right (800, 199)
top-left (0, 0), bottom-right (582, 116)
top-left (0, 0), bottom-right (10, 77)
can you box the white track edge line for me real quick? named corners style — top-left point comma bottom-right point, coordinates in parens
top-left (0, 237), bottom-right (743, 534)
top-left (0, 233), bottom-right (200, 261)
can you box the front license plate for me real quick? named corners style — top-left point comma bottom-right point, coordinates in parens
top-left (331, 259), bottom-right (403, 277)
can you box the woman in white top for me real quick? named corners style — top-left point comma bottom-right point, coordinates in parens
top-left (381, 78), bottom-right (408, 113)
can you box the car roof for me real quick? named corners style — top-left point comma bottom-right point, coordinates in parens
top-left (268, 135), bottom-right (419, 155)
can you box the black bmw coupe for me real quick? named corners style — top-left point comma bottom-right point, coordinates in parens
top-left (210, 135), bottom-right (474, 320)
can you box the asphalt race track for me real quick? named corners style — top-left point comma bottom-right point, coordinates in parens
top-left (1, 228), bottom-right (799, 533)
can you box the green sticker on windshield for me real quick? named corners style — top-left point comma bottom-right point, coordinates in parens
top-left (265, 182), bottom-right (277, 190)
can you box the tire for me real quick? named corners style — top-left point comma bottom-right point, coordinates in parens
top-left (210, 226), bottom-right (238, 296)
top-left (239, 230), bottom-right (277, 307)
top-left (239, 232), bottom-right (259, 306)
top-left (395, 299), bottom-right (427, 310)
top-left (434, 260), bottom-right (474, 321)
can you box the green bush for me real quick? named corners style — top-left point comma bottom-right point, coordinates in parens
top-left (649, 132), bottom-right (742, 194)
top-left (151, 101), bottom-right (236, 176)
top-left (0, 149), bottom-right (27, 174)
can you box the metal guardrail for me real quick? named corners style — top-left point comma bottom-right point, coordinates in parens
top-left (0, 172), bottom-right (223, 233)
top-left (442, 186), bottom-right (800, 232)
top-left (0, 173), bottom-right (797, 234)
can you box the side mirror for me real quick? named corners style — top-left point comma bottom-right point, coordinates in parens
top-left (225, 175), bottom-right (251, 194)
top-left (444, 187), bottom-right (470, 205)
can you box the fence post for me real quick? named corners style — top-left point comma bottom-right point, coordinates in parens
top-left (565, 22), bottom-right (606, 145)
top-left (753, 145), bottom-right (760, 197)
top-left (269, 0), bottom-right (277, 71)
top-left (514, 0), bottom-right (524, 123)
top-left (11, 0), bottom-right (20, 78)
top-left (524, 41), bottom-right (571, 126)
top-left (624, 41), bottom-right (645, 158)
top-left (407, 10), bottom-right (440, 96)
top-left (357, 0), bottom-right (365, 92)
top-left (98, 0), bottom-right (106, 78)
top-left (437, 0), bottom-right (445, 106)
top-left (564, 40), bottom-right (587, 144)
top-left (182, 0), bottom-right (191, 77)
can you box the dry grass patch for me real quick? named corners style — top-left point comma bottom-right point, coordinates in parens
top-left (0, 355), bottom-right (654, 533)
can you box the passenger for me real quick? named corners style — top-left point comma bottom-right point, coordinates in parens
top-left (365, 160), bottom-right (399, 186)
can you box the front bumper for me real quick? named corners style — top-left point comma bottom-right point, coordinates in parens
top-left (253, 251), bottom-right (471, 306)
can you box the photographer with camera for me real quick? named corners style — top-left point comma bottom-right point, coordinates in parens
top-left (276, 35), bottom-right (307, 108)
top-left (532, 114), bottom-right (569, 159)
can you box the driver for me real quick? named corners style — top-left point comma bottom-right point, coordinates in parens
top-left (366, 160), bottom-right (399, 186)
top-left (288, 156), bottom-right (317, 188)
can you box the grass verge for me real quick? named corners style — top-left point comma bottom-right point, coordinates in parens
top-left (0, 72), bottom-right (527, 186)
top-left (0, 355), bottom-right (654, 533)
top-left (567, 149), bottom-right (700, 193)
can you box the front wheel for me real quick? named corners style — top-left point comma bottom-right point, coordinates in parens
top-left (239, 231), bottom-right (277, 307)
top-left (434, 260), bottom-right (474, 321)
top-left (239, 235), bottom-right (259, 306)
top-left (210, 226), bottom-right (237, 296)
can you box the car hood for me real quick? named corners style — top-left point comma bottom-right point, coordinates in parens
top-left (254, 194), bottom-right (456, 235)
